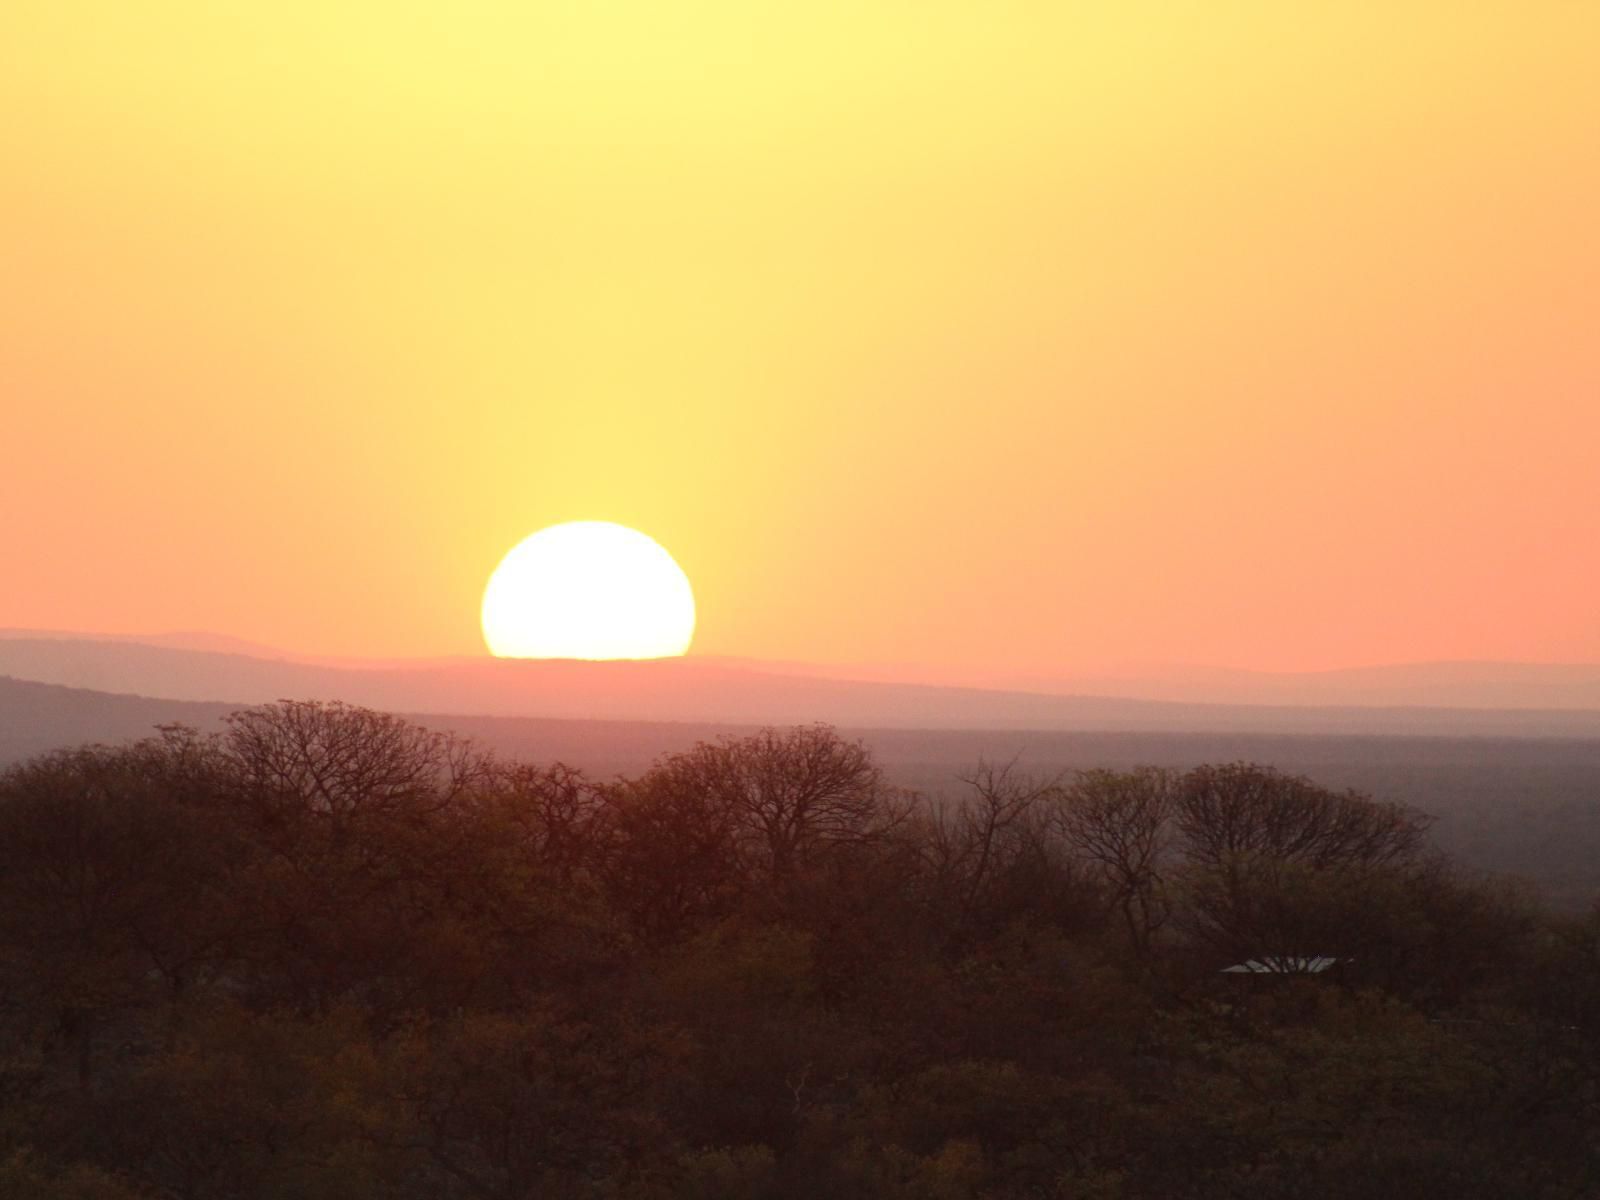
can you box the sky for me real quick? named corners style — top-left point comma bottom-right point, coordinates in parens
top-left (2, 3), bottom-right (1597, 677)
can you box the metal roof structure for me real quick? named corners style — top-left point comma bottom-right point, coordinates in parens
top-left (1221, 955), bottom-right (1344, 975)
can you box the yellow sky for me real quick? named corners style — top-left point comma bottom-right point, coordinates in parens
top-left (2, 3), bottom-right (1597, 674)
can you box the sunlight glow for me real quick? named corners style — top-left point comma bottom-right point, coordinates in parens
top-left (481, 522), bottom-right (695, 660)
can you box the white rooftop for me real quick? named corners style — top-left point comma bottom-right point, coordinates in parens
top-left (1222, 955), bottom-right (1344, 975)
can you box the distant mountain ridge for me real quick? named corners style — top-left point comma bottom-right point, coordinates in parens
top-left (0, 676), bottom-right (231, 763)
top-left (9, 629), bottom-right (1600, 711)
top-left (1034, 659), bottom-right (1600, 710)
top-left (2, 633), bottom-right (1600, 738)
top-left (695, 656), bottom-right (1600, 711)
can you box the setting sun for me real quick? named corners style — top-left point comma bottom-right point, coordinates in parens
top-left (481, 522), bottom-right (695, 660)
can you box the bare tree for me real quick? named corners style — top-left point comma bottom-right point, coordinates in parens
top-left (477, 761), bottom-right (605, 886)
top-left (592, 769), bottom-right (746, 941)
top-left (224, 701), bottom-right (492, 834)
top-left (1171, 763), bottom-right (1433, 962)
top-left (647, 725), bottom-right (902, 882)
top-left (1176, 762), bottom-right (1429, 872)
top-left (947, 758), bottom-right (1061, 917)
top-left (1053, 767), bottom-right (1177, 956)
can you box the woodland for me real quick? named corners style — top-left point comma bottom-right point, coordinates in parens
top-left (0, 701), bottom-right (1596, 1199)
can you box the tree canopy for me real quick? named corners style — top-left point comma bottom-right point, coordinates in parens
top-left (0, 703), bottom-right (1590, 1198)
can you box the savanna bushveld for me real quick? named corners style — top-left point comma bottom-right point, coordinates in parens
top-left (6, 3), bottom-right (1599, 1199)
top-left (1, 701), bottom-right (1594, 1199)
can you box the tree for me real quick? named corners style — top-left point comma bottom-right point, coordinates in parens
top-left (1053, 768), bottom-right (1177, 958)
top-left (374, 1008), bottom-right (682, 1199)
top-left (641, 726), bottom-right (903, 884)
top-left (594, 768), bottom-right (747, 943)
top-left (0, 731), bottom-right (241, 1089)
top-left (1170, 763), bottom-right (1433, 964)
top-left (474, 761), bottom-right (606, 888)
top-left (1175, 762), bottom-right (1428, 873)
top-left (919, 760), bottom-right (1066, 940)
top-left (217, 703), bottom-right (499, 1014)
top-left (223, 700), bottom-right (492, 836)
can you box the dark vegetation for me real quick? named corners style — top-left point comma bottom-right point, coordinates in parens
top-left (9, 675), bottom-right (1600, 910)
top-left (1, 702), bottom-right (1598, 1198)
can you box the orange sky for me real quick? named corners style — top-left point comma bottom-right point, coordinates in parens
top-left (2, 3), bottom-right (1597, 675)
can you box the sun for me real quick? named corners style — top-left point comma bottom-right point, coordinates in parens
top-left (481, 522), bottom-right (696, 660)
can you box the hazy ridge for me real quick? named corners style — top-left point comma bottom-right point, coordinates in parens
top-left (5, 634), bottom-right (1600, 737)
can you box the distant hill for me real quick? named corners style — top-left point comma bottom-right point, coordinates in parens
top-left (4, 635), bottom-right (1600, 738)
top-left (0, 676), bottom-right (232, 763)
top-left (1006, 659), bottom-right (1600, 711)
top-left (0, 627), bottom-right (297, 659)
